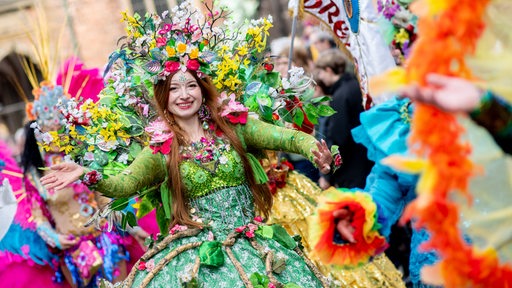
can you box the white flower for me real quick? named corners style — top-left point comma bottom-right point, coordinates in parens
top-left (41, 132), bottom-right (54, 144)
top-left (118, 153), bottom-right (129, 164)
top-left (219, 155), bottom-right (228, 165)
top-left (84, 152), bottom-right (95, 161)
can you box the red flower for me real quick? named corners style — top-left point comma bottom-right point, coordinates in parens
top-left (138, 261), bottom-right (146, 270)
top-left (334, 154), bottom-right (343, 166)
top-left (186, 59), bottom-right (200, 71)
top-left (254, 216), bottom-right (263, 223)
top-left (165, 61), bottom-right (180, 73)
top-left (280, 160), bottom-right (294, 170)
top-left (245, 230), bottom-right (255, 238)
top-left (82, 170), bottom-right (103, 186)
top-left (225, 111), bottom-right (248, 125)
top-left (150, 137), bottom-right (173, 155)
top-left (263, 63), bottom-right (274, 72)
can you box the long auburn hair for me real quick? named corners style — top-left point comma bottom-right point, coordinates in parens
top-left (153, 70), bottom-right (273, 228)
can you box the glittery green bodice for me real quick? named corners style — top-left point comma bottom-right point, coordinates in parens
top-left (95, 118), bottom-right (319, 200)
top-left (180, 148), bottom-right (246, 198)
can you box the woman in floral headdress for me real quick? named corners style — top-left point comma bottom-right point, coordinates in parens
top-left (37, 2), bottom-right (346, 287)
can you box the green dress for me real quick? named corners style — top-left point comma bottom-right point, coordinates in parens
top-left (95, 119), bottom-right (328, 287)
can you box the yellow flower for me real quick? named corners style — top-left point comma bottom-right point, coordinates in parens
top-left (166, 46), bottom-right (176, 57)
top-left (99, 129), bottom-right (113, 141)
top-left (88, 146), bottom-right (95, 152)
top-left (189, 47), bottom-right (199, 59)
top-left (177, 42), bottom-right (187, 54)
top-left (237, 45), bottom-right (248, 56)
top-left (395, 28), bottom-right (409, 45)
top-left (263, 18), bottom-right (273, 33)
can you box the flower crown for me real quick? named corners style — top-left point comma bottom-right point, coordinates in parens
top-left (114, 0), bottom-right (272, 93)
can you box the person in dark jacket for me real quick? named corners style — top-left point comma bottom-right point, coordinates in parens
top-left (315, 49), bottom-right (374, 189)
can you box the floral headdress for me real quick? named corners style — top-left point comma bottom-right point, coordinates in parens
top-left (113, 0), bottom-right (271, 88)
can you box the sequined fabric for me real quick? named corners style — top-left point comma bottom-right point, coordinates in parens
top-left (268, 171), bottom-right (405, 288)
top-left (181, 149), bottom-right (246, 198)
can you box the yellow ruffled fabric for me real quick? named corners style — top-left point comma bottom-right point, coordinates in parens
top-left (267, 171), bottom-right (405, 288)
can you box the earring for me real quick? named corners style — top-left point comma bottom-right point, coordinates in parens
top-left (197, 103), bottom-right (211, 130)
top-left (163, 110), bottom-right (175, 126)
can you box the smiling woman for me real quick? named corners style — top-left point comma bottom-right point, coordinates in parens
top-left (37, 2), bottom-right (344, 287)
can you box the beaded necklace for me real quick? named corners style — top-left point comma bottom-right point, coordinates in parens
top-left (180, 135), bottom-right (231, 173)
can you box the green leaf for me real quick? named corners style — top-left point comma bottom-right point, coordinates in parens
top-left (199, 241), bottom-right (225, 267)
top-left (255, 225), bottom-right (273, 239)
top-left (272, 257), bottom-right (287, 274)
top-left (94, 151), bottom-right (109, 166)
top-left (261, 72), bottom-right (280, 88)
top-left (317, 105), bottom-right (336, 117)
top-left (99, 95), bottom-right (115, 106)
top-left (156, 205), bottom-right (170, 234)
top-left (110, 198), bottom-right (130, 211)
top-left (182, 277), bottom-right (200, 288)
top-left (121, 213), bottom-right (128, 230)
top-left (311, 96), bottom-right (331, 104)
top-left (160, 179), bottom-right (171, 219)
top-left (271, 224), bottom-right (297, 250)
top-left (278, 108), bottom-right (293, 123)
top-left (292, 109), bottom-right (304, 127)
top-left (303, 103), bottom-right (319, 125)
top-left (126, 211), bottom-right (138, 227)
top-left (259, 105), bottom-right (274, 122)
top-left (129, 142), bottom-right (142, 158)
top-left (300, 87), bottom-right (315, 102)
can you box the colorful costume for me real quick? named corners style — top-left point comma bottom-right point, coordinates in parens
top-left (265, 154), bottom-right (405, 287)
top-left (90, 118), bottom-right (332, 287)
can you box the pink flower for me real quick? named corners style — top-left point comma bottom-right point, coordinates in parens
top-left (268, 284), bottom-right (276, 288)
top-left (247, 223), bottom-right (258, 232)
top-left (254, 216), bottom-right (263, 223)
top-left (156, 37), bottom-right (167, 47)
top-left (145, 259), bottom-right (155, 271)
top-left (145, 118), bottom-right (173, 143)
top-left (219, 92), bottom-right (249, 124)
top-left (245, 230), bottom-right (255, 238)
top-left (207, 231), bottom-right (214, 241)
top-left (163, 23), bottom-right (172, 32)
top-left (186, 59), bottom-right (200, 71)
top-left (235, 225), bottom-right (246, 233)
top-left (165, 61), bottom-right (181, 73)
top-left (169, 224), bottom-right (188, 235)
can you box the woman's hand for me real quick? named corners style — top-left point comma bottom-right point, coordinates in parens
top-left (312, 139), bottom-right (333, 175)
top-left (400, 74), bottom-right (483, 113)
top-left (40, 162), bottom-right (84, 191)
top-left (58, 234), bottom-right (79, 250)
top-left (333, 208), bottom-right (356, 243)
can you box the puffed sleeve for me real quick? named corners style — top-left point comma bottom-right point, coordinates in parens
top-left (92, 147), bottom-right (167, 198)
top-left (239, 118), bottom-right (319, 163)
